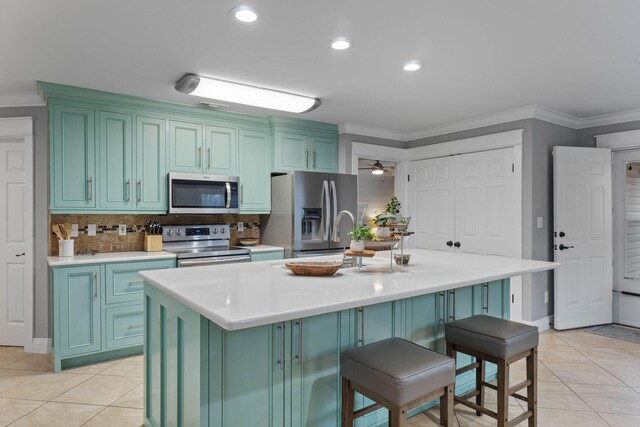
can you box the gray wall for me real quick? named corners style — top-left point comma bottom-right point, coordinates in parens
top-left (0, 107), bottom-right (49, 339)
top-left (339, 133), bottom-right (405, 173)
top-left (577, 120), bottom-right (640, 147)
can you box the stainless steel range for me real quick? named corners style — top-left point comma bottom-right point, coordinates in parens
top-left (162, 224), bottom-right (251, 268)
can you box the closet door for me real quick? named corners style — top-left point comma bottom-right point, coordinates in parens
top-left (453, 148), bottom-right (516, 256)
top-left (408, 157), bottom-right (455, 251)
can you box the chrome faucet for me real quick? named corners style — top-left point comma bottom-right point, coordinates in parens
top-left (333, 210), bottom-right (355, 243)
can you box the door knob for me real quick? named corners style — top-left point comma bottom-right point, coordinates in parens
top-left (559, 231), bottom-right (566, 237)
top-left (558, 244), bottom-right (574, 251)
top-left (446, 241), bottom-right (453, 247)
top-left (454, 242), bottom-right (461, 248)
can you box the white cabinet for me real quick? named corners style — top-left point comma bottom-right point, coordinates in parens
top-left (408, 148), bottom-right (517, 257)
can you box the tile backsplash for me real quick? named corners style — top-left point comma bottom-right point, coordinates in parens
top-left (49, 213), bottom-right (261, 256)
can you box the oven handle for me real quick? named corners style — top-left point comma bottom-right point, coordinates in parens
top-left (225, 182), bottom-right (231, 209)
top-left (178, 256), bottom-right (251, 267)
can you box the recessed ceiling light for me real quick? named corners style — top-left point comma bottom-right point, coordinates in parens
top-left (331, 37), bottom-right (352, 50)
top-left (403, 61), bottom-right (422, 71)
top-left (230, 6), bottom-right (258, 23)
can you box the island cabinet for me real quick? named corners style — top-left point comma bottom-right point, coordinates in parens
top-left (143, 279), bottom-right (509, 427)
top-left (52, 258), bottom-right (175, 372)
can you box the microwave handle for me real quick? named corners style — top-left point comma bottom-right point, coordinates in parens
top-left (226, 182), bottom-right (231, 208)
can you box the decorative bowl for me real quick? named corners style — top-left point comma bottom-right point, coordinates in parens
top-left (285, 261), bottom-right (342, 276)
top-left (238, 238), bottom-right (259, 246)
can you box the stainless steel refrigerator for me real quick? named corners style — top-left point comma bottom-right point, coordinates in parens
top-left (262, 171), bottom-right (358, 258)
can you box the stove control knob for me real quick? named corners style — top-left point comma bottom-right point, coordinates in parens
top-left (176, 230), bottom-right (182, 236)
top-left (167, 230), bottom-right (173, 236)
top-left (212, 228), bottom-right (218, 234)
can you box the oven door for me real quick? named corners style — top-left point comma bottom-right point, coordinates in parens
top-left (177, 254), bottom-right (251, 268)
top-left (169, 172), bottom-right (239, 214)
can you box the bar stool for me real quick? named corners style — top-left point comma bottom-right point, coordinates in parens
top-left (340, 337), bottom-right (455, 427)
top-left (445, 315), bottom-right (538, 427)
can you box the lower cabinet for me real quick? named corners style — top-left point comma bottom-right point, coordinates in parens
top-left (144, 279), bottom-right (510, 427)
top-left (52, 258), bottom-right (175, 372)
top-left (250, 250), bottom-right (284, 262)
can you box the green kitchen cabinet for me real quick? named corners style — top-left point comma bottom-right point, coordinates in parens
top-left (53, 265), bottom-right (102, 359)
top-left (250, 250), bottom-right (284, 262)
top-left (270, 117), bottom-right (339, 173)
top-left (239, 129), bottom-right (271, 213)
top-left (50, 104), bottom-right (96, 209)
top-left (168, 120), bottom-right (204, 173)
top-left (98, 111), bottom-right (133, 209)
top-left (135, 116), bottom-right (167, 210)
top-left (52, 258), bottom-right (176, 372)
top-left (205, 125), bottom-right (238, 175)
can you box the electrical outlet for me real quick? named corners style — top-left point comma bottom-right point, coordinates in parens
top-left (118, 224), bottom-right (127, 236)
top-left (237, 222), bottom-right (244, 232)
top-left (70, 224), bottom-right (79, 237)
top-left (537, 216), bottom-right (543, 229)
top-left (88, 224), bottom-right (96, 236)
top-left (544, 291), bottom-right (549, 304)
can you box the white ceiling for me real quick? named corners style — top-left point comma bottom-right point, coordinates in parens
top-left (2, 0), bottom-right (640, 139)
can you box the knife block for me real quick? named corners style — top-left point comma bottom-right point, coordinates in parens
top-left (144, 234), bottom-right (163, 252)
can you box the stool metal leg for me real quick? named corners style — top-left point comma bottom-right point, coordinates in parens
top-left (475, 358), bottom-right (485, 416)
top-left (341, 377), bottom-right (354, 426)
top-left (526, 348), bottom-right (538, 427)
top-left (496, 360), bottom-right (509, 427)
top-left (440, 384), bottom-right (454, 427)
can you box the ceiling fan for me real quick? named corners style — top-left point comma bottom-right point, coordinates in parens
top-left (359, 160), bottom-right (392, 175)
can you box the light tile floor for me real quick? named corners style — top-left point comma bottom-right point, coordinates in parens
top-left (0, 327), bottom-right (639, 426)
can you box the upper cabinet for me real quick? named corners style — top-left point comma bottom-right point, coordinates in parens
top-left (270, 117), bottom-right (338, 173)
top-left (40, 82), bottom-right (338, 214)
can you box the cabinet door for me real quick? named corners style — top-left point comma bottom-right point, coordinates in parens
top-left (274, 131), bottom-right (309, 172)
top-left (168, 121), bottom-right (203, 172)
top-left (482, 279), bottom-right (509, 319)
top-left (239, 130), bottom-right (271, 213)
top-left (54, 265), bottom-right (101, 357)
top-left (98, 111), bottom-right (133, 209)
top-left (136, 116), bottom-right (167, 210)
top-left (290, 312), bottom-right (350, 427)
top-left (310, 135), bottom-right (337, 172)
top-left (51, 104), bottom-right (96, 208)
top-left (205, 126), bottom-right (237, 175)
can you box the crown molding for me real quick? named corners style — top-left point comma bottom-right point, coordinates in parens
top-left (577, 108), bottom-right (640, 129)
top-left (531, 106), bottom-right (580, 129)
top-left (0, 92), bottom-right (45, 108)
top-left (339, 122), bottom-right (409, 142)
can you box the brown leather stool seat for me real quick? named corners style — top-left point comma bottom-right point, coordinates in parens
top-left (445, 315), bottom-right (539, 427)
top-left (340, 337), bottom-right (455, 427)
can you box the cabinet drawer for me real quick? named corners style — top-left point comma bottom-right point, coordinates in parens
top-left (251, 251), bottom-right (284, 262)
top-left (105, 259), bottom-right (175, 305)
top-left (105, 304), bottom-right (144, 349)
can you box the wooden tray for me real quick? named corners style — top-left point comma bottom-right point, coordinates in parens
top-left (364, 238), bottom-right (399, 251)
top-left (285, 261), bottom-right (342, 276)
top-left (344, 249), bottom-right (376, 257)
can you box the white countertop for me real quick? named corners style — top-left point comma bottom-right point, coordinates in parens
top-left (247, 245), bottom-right (284, 253)
top-left (139, 249), bottom-right (559, 331)
top-left (48, 251), bottom-right (177, 267)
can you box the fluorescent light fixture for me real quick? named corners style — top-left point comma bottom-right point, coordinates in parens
top-left (231, 6), bottom-right (258, 23)
top-left (371, 161), bottom-right (384, 175)
top-left (331, 37), bottom-right (352, 50)
top-left (403, 61), bottom-right (422, 71)
top-left (175, 74), bottom-right (321, 113)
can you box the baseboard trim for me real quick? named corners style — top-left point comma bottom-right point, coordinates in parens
top-left (522, 315), bottom-right (554, 333)
top-left (25, 338), bottom-right (52, 354)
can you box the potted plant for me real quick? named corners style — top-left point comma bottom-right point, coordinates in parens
top-left (348, 224), bottom-right (375, 252)
top-left (372, 196), bottom-right (406, 238)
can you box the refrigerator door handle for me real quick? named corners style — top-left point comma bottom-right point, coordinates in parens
top-left (322, 180), bottom-right (330, 241)
top-left (330, 180), bottom-right (338, 241)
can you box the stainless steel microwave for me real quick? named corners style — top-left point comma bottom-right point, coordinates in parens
top-left (168, 172), bottom-right (240, 214)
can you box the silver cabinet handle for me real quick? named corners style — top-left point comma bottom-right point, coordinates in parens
top-left (137, 180), bottom-right (142, 204)
top-left (197, 146), bottom-right (202, 167)
top-left (274, 322), bottom-right (285, 371)
top-left (448, 289), bottom-right (456, 321)
top-left (207, 147), bottom-right (211, 169)
top-left (305, 150), bottom-right (309, 168)
top-left (357, 306), bottom-right (365, 346)
top-left (313, 151), bottom-right (316, 168)
top-left (128, 323), bottom-right (144, 329)
top-left (128, 279), bottom-right (144, 286)
top-left (482, 283), bottom-right (490, 313)
top-left (240, 184), bottom-right (243, 204)
top-left (93, 272), bottom-right (98, 298)
top-left (438, 291), bottom-right (446, 324)
top-left (293, 319), bottom-right (303, 365)
top-left (87, 177), bottom-right (93, 201)
top-left (125, 179), bottom-right (131, 202)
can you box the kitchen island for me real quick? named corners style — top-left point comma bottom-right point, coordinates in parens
top-left (140, 250), bottom-right (558, 427)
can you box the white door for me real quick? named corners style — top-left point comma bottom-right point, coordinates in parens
top-left (408, 156), bottom-right (455, 251)
top-left (612, 150), bottom-right (640, 328)
top-left (553, 146), bottom-right (612, 330)
top-left (0, 138), bottom-right (31, 345)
